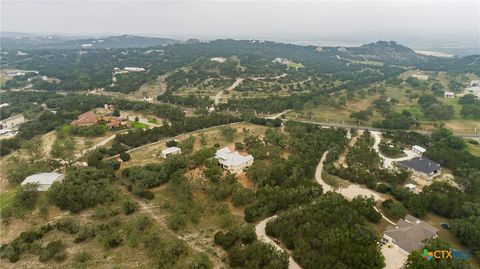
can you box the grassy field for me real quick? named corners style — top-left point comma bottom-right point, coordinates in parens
top-left (0, 185), bottom-right (19, 212)
top-left (131, 75), bottom-right (164, 99)
top-left (423, 213), bottom-right (480, 267)
top-left (130, 121), bottom-right (149, 129)
top-left (124, 122), bottom-right (269, 168)
top-left (288, 92), bottom-right (383, 125)
top-left (287, 62), bottom-right (304, 69)
top-left (466, 139), bottom-right (480, 156)
top-left (348, 59), bottom-right (384, 67)
top-left (0, 74), bottom-right (9, 87)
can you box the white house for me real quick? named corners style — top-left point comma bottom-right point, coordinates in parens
top-left (21, 172), bottom-right (65, 191)
top-left (405, 183), bottom-right (416, 192)
top-left (215, 147), bottom-right (254, 173)
top-left (124, 67), bottom-right (146, 72)
top-left (444, 91), bottom-right (455, 98)
top-left (411, 145), bottom-right (426, 156)
top-left (161, 147), bottom-right (182, 158)
top-left (411, 74), bottom-right (429, 81)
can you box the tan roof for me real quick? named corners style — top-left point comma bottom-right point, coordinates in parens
top-left (384, 216), bottom-right (439, 253)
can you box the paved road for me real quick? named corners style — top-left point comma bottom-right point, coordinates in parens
top-left (289, 119), bottom-right (480, 138)
top-left (255, 216), bottom-right (302, 269)
top-left (214, 78), bottom-right (243, 105)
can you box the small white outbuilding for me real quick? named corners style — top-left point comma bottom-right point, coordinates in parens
top-left (412, 145), bottom-right (426, 156)
top-left (405, 183), bottom-right (417, 192)
top-left (161, 146), bottom-right (182, 158)
top-left (21, 172), bottom-right (65, 191)
top-left (444, 92), bottom-right (455, 98)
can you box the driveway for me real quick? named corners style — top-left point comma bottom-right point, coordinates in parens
top-left (381, 244), bottom-right (409, 269)
top-left (255, 216), bottom-right (302, 269)
top-left (371, 131), bottom-right (417, 168)
top-left (315, 151), bottom-right (395, 225)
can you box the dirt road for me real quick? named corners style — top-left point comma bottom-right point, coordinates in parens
top-left (214, 78), bottom-right (243, 105)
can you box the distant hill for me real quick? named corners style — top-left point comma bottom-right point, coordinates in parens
top-left (0, 34), bottom-right (178, 50)
top-left (321, 41), bottom-right (428, 65)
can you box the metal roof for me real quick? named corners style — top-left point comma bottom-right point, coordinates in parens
top-left (412, 145), bottom-right (426, 153)
top-left (162, 146), bottom-right (181, 155)
top-left (397, 157), bottom-right (440, 174)
top-left (21, 172), bottom-right (64, 186)
top-left (215, 147), bottom-right (254, 167)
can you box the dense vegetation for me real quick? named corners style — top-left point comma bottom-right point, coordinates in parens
top-left (266, 193), bottom-right (384, 269)
top-left (243, 122), bottom-right (347, 222)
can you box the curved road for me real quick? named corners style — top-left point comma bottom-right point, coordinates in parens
top-left (255, 147), bottom-right (399, 269)
top-left (255, 216), bottom-right (302, 269)
top-left (315, 151), bottom-right (396, 225)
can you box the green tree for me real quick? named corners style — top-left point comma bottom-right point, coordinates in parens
top-left (220, 126), bottom-right (236, 141)
top-left (51, 138), bottom-right (76, 165)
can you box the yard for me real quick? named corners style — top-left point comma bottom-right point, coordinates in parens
top-left (123, 122), bottom-right (269, 168)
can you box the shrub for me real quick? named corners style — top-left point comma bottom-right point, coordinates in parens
top-left (468, 139), bottom-right (479, 145)
top-left (122, 199), bottom-right (138, 215)
top-left (234, 142), bottom-right (244, 150)
top-left (119, 152), bottom-right (131, 162)
top-left (214, 231), bottom-right (238, 250)
top-left (99, 230), bottom-right (122, 249)
top-left (382, 199), bottom-right (407, 220)
top-left (74, 250), bottom-right (90, 264)
top-left (167, 213), bottom-right (187, 231)
top-left (141, 191), bottom-right (155, 200)
top-left (376, 183), bottom-right (389, 193)
top-left (166, 140), bottom-right (178, 147)
top-left (56, 218), bottom-right (80, 234)
top-left (74, 224), bottom-right (96, 243)
top-left (39, 240), bottom-right (66, 262)
top-left (135, 215), bottom-right (152, 232)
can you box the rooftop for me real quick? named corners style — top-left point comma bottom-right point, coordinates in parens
top-left (405, 183), bottom-right (416, 189)
top-left (215, 147), bottom-right (254, 167)
top-left (162, 146), bottom-right (181, 154)
top-left (73, 111), bottom-right (97, 125)
top-left (384, 214), bottom-right (439, 253)
top-left (412, 145), bottom-right (426, 153)
top-left (21, 172), bottom-right (64, 186)
top-left (397, 157), bottom-right (440, 174)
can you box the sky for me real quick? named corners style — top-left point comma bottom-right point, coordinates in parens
top-left (1, 0), bottom-right (479, 44)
